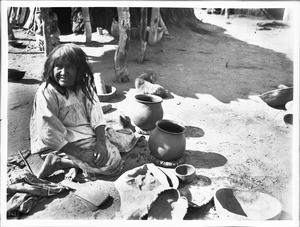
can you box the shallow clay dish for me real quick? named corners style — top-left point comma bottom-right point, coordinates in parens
top-left (97, 85), bottom-right (116, 102)
top-left (214, 188), bottom-right (282, 220)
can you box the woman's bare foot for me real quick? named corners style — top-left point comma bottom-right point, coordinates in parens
top-left (82, 171), bottom-right (97, 182)
top-left (37, 154), bottom-right (77, 179)
top-left (65, 168), bottom-right (78, 181)
top-left (37, 154), bottom-right (61, 179)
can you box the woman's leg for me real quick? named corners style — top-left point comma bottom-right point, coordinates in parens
top-left (37, 153), bottom-right (78, 179)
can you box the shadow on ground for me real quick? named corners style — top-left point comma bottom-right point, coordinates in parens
top-left (8, 78), bottom-right (42, 85)
top-left (184, 126), bottom-right (205, 138)
top-left (91, 21), bottom-right (293, 104)
top-left (186, 150), bottom-right (228, 169)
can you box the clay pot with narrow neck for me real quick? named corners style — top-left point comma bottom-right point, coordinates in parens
top-left (148, 119), bottom-right (186, 161)
top-left (130, 94), bottom-right (164, 131)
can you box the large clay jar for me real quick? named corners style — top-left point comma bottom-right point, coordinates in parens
top-left (130, 94), bottom-right (164, 131)
top-left (148, 119), bottom-right (186, 161)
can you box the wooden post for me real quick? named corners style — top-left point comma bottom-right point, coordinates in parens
top-left (16, 7), bottom-right (22, 27)
top-left (40, 8), bottom-right (52, 56)
top-left (7, 8), bottom-right (15, 39)
top-left (283, 8), bottom-right (292, 22)
top-left (148, 8), bottom-right (160, 46)
top-left (114, 7), bottom-right (130, 83)
top-left (82, 7), bottom-right (92, 43)
top-left (19, 7), bottom-right (28, 26)
top-left (260, 9), bottom-right (275, 20)
top-left (158, 11), bottom-right (169, 35)
top-left (8, 22), bottom-right (15, 39)
top-left (224, 8), bottom-right (230, 19)
top-left (23, 7), bottom-right (36, 30)
top-left (138, 7), bottom-right (148, 63)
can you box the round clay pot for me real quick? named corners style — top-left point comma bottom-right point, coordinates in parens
top-left (130, 94), bottom-right (164, 131)
top-left (148, 119), bottom-right (186, 161)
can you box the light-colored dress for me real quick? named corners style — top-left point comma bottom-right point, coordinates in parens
top-left (30, 82), bottom-right (122, 175)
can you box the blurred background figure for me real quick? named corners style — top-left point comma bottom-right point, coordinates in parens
top-left (71, 7), bottom-right (85, 35)
top-left (35, 8), bottom-right (60, 51)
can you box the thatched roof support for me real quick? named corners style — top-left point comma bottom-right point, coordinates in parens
top-left (158, 10), bottom-right (169, 35)
top-left (114, 7), bottom-right (130, 83)
top-left (40, 8), bottom-right (52, 56)
top-left (283, 8), bottom-right (292, 22)
top-left (82, 7), bottom-right (92, 43)
top-left (23, 7), bottom-right (36, 30)
top-left (148, 8), bottom-right (160, 46)
top-left (138, 7), bottom-right (148, 63)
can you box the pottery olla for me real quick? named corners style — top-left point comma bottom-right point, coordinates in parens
top-left (130, 94), bottom-right (164, 131)
top-left (148, 119), bottom-right (186, 161)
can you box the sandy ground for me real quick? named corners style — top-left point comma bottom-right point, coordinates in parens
top-left (4, 8), bottom-right (296, 223)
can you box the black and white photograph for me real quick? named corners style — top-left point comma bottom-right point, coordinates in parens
top-left (1, 1), bottom-right (299, 227)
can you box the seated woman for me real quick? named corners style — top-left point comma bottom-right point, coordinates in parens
top-left (30, 43), bottom-right (124, 181)
top-left (71, 8), bottom-right (85, 35)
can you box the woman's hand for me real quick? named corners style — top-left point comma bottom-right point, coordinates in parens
top-left (90, 140), bottom-right (109, 167)
top-left (91, 124), bottom-right (110, 166)
top-left (60, 125), bottom-right (110, 168)
top-left (60, 142), bottom-right (108, 168)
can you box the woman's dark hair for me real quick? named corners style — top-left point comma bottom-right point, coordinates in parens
top-left (43, 43), bottom-right (96, 103)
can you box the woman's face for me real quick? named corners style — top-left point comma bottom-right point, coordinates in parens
top-left (53, 57), bottom-right (77, 89)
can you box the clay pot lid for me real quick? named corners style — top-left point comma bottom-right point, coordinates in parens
top-left (214, 188), bottom-right (282, 220)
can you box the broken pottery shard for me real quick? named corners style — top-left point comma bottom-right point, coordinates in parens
top-left (259, 87), bottom-right (293, 108)
top-left (179, 185), bottom-right (213, 208)
top-left (148, 189), bottom-right (188, 220)
top-left (114, 163), bottom-right (175, 219)
top-left (178, 174), bottom-right (214, 208)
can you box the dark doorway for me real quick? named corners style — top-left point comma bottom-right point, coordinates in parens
top-left (52, 7), bottom-right (72, 35)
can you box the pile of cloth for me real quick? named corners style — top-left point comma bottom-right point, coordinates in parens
top-left (7, 150), bottom-right (66, 217)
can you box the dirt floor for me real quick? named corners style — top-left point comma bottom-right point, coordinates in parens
top-left (5, 9), bottom-right (296, 222)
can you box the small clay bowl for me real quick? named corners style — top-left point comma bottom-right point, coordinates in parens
top-left (98, 85), bottom-right (116, 102)
top-left (175, 164), bottom-right (196, 183)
